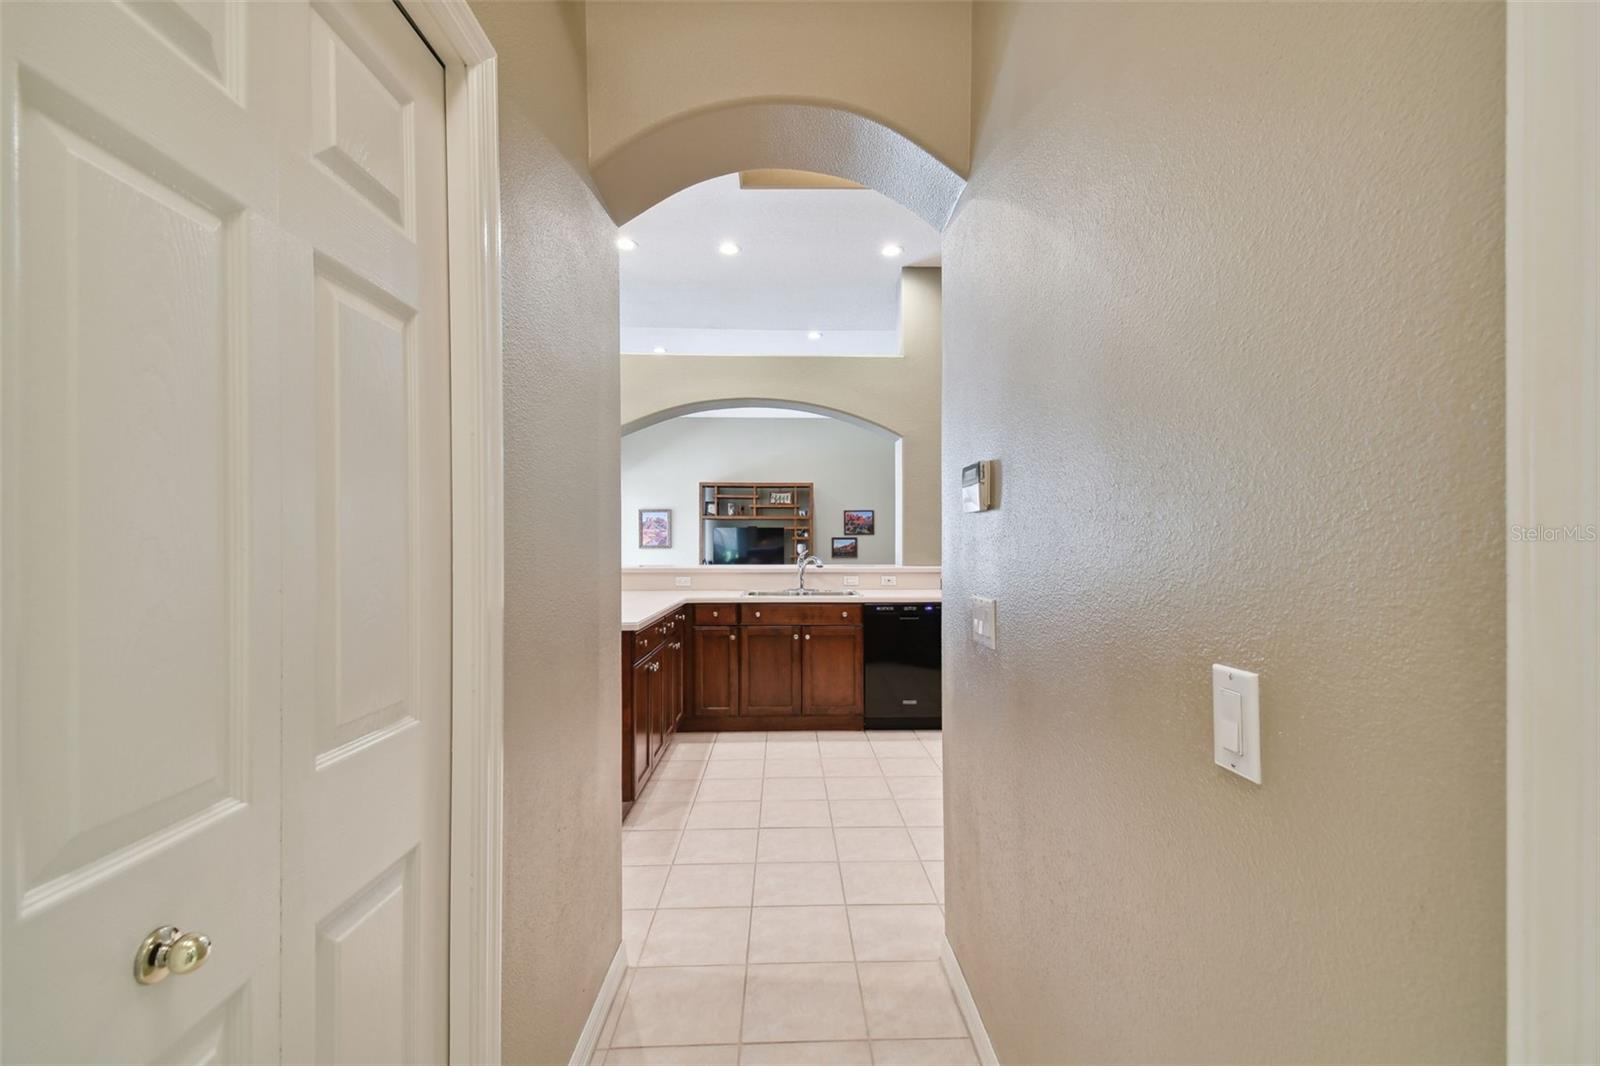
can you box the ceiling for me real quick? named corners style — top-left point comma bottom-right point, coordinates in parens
top-left (618, 173), bottom-right (941, 357)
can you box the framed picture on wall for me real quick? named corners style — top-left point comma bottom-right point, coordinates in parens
top-left (830, 536), bottom-right (858, 559)
top-left (843, 509), bottom-right (875, 535)
top-left (639, 509), bottom-right (671, 549)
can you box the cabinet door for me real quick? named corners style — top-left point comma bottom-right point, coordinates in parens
top-left (741, 625), bottom-right (803, 716)
top-left (803, 626), bottom-right (865, 715)
top-left (648, 648), bottom-right (667, 763)
top-left (670, 632), bottom-right (687, 730)
top-left (631, 655), bottom-right (654, 796)
top-left (693, 626), bottom-right (740, 715)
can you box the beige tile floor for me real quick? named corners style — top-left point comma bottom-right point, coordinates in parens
top-left (601, 730), bottom-right (974, 1066)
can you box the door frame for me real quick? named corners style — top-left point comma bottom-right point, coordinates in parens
top-left (1506, 1), bottom-right (1599, 1060)
top-left (394, 4), bottom-right (504, 1063)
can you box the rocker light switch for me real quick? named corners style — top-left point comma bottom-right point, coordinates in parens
top-left (1212, 665), bottom-right (1261, 784)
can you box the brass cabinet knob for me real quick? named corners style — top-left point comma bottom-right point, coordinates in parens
top-left (134, 926), bottom-right (211, 985)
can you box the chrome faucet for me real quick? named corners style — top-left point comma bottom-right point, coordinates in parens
top-left (796, 547), bottom-right (824, 591)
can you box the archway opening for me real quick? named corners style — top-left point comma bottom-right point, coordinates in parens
top-left (622, 402), bottom-right (905, 567)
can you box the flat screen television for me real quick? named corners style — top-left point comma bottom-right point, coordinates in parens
top-left (709, 525), bottom-right (786, 565)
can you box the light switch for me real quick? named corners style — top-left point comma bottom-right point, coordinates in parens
top-left (1212, 665), bottom-right (1261, 784)
top-left (843, 575), bottom-right (860, 587)
top-left (970, 596), bottom-right (997, 649)
top-left (1217, 689), bottom-right (1243, 755)
top-left (674, 576), bottom-right (692, 588)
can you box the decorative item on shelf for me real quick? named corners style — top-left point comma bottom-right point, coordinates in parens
top-left (830, 536), bottom-right (858, 558)
top-left (705, 502), bottom-right (717, 515)
top-left (638, 509), bottom-right (671, 549)
top-left (769, 490), bottom-right (793, 505)
top-left (798, 508), bottom-right (808, 518)
top-left (843, 509), bottom-right (875, 535)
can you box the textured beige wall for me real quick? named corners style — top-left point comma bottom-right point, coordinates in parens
top-left (585, 1), bottom-right (972, 172)
top-left (622, 268), bottom-right (942, 566)
top-left (942, 4), bottom-right (1505, 1062)
top-left (471, 3), bottom-right (622, 1062)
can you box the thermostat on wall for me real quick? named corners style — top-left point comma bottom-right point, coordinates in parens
top-left (961, 460), bottom-right (995, 512)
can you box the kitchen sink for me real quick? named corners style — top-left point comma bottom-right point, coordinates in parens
top-left (743, 588), bottom-right (860, 597)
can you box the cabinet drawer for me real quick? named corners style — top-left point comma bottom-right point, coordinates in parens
top-left (740, 603), bottom-right (862, 626)
top-left (629, 615), bottom-right (680, 662)
top-left (693, 603), bottom-right (737, 625)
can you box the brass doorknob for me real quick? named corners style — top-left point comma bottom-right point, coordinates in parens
top-left (134, 926), bottom-right (212, 985)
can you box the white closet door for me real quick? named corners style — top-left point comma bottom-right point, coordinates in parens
top-left (0, 2), bottom-right (283, 1061)
top-left (1, 2), bottom-right (453, 1062)
top-left (275, 2), bottom-right (452, 1063)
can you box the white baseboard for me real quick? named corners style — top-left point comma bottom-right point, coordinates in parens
top-left (942, 937), bottom-right (999, 1066)
top-left (569, 943), bottom-right (628, 1066)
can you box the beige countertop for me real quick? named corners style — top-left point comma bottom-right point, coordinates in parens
top-left (621, 588), bottom-right (943, 631)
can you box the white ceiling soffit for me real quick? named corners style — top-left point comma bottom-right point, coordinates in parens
top-left (618, 173), bottom-right (940, 358)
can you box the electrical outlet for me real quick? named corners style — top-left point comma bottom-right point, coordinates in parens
top-left (843, 575), bottom-right (861, 586)
top-left (674, 576), bottom-right (692, 587)
top-left (879, 575), bottom-right (898, 586)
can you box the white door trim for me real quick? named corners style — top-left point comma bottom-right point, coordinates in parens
top-left (395, 4), bottom-right (504, 1064)
top-left (1506, 1), bottom-right (1599, 1061)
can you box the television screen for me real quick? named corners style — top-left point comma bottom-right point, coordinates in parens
top-left (709, 526), bottom-right (786, 564)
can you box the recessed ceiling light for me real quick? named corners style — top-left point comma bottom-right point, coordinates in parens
top-left (614, 236), bottom-right (637, 251)
top-left (651, 346), bottom-right (667, 355)
top-left (806, 330), bottom-right (823, 340)
top-left (880, 243), bottom-right (904, 258)
top-left (718, 240), bottom-right (740, 256)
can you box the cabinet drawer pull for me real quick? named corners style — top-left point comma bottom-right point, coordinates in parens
top-left (729, 634), bottom-right (736, 641)
top-left (805, 633), bottom-right (811, 640)
top-left (754, 611), bottom-right (761, 619)
top-left (793, 633), bottom-right (799, 640)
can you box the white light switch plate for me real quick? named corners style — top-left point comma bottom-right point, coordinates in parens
top-left (843, 575), bottom-right (860, 586)
top-left (970, 596), bottom-right (997, 649)
top-left (879, 575), bottom-right (897, 586)
top-left (1212, 664), bottom-right (1261, 784)
top-left (674, 576), bottom-right (692, 587)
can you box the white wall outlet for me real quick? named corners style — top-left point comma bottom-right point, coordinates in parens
top-left (1212, 664), bottom-right (1261, 784)
top-left (843, 575), bottom-right (861, 586)
top-left (674, 576), bottom-right (692, 587)
top-left (880, 575), bottom-right (898, 586)
top-left (970, 596), bottom-right (997, 649)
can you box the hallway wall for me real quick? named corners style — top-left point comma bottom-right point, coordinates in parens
top-left (941, 3), bottom-right (1505, 1062)
top-left (470, 3), bottom-right (623, 1062)
top-left (622, 268), bottom-right (943, 566)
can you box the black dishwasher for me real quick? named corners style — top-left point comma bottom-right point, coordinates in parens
top-left (864, 603), bottom-right (942, 729)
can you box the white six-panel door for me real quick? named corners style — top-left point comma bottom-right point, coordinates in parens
top-left (0, 2), bottom-right (451, 1061)
top-left (274, 2), bottom-right (451, 1063)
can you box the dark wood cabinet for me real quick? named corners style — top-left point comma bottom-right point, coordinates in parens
top-left (802, 625), bottom-right (864, 715)
top-left (628, 601), bottom-right (878, 798)
top-left (622, 614), bottom-right (689, 803)
top-left (682, 604), bottom-right (866, 731)
top-left (693, 625), bottom-right (740, 715)
top-left (739, 625), bottom-right (803, 716)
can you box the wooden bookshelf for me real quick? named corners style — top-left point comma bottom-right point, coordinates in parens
top-left (699, 482), bottom-right (814, 563)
